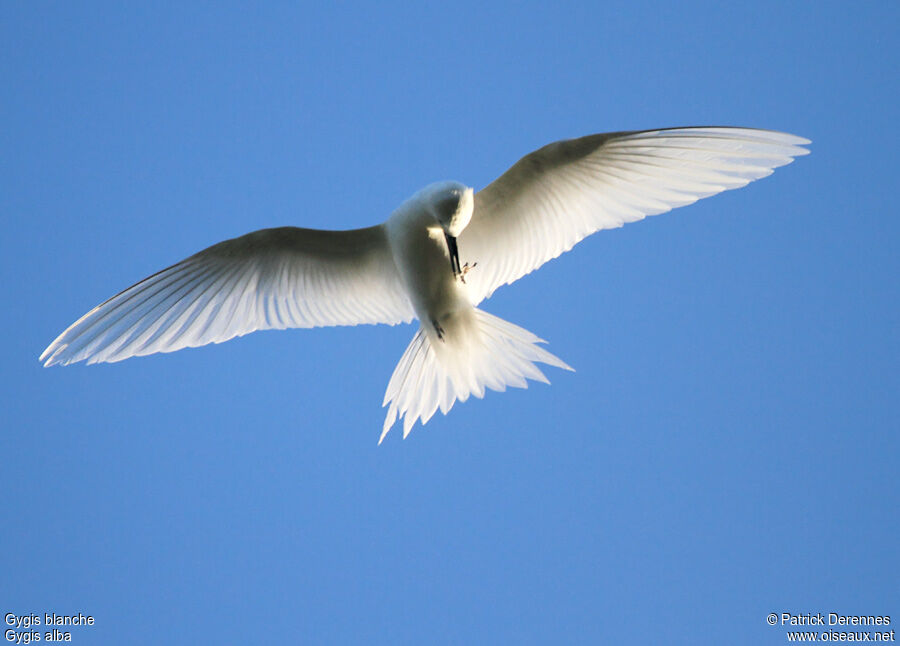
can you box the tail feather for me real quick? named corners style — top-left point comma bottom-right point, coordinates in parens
top-left (379, 308), bottom-right (572, 443)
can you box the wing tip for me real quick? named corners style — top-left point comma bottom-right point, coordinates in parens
top-left (39, 343), bottom-right (64, 367)
top-left (631, 126), bottom-right (811, 150)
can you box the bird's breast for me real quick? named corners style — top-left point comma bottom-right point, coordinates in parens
top-left (386, 213), bottom-right (471, 325)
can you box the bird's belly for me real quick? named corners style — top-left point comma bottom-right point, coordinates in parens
top-left (394, 227), bottom-right (471, 329)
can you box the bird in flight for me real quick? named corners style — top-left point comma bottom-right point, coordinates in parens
top-left (41, 127), bottom-right (809, 442)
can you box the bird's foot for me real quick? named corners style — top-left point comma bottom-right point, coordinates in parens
top-left (458, 261), bottom-right (478, 284)
top-left (431, 319), bottom-right (445, 342)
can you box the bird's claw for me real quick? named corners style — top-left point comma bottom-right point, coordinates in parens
top-left (458, 261), bottom-right (477, 284)
top-left (431, 319), bottom-right (445, 342)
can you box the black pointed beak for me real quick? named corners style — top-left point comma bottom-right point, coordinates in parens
top-left (445, 233), bottom-right (461, 278)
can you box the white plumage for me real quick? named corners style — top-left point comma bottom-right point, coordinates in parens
top-left (41, 127), bottom-right (810, 441)
top-left (40, 227), bottom-right (414, 366)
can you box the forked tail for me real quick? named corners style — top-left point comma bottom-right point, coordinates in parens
top-left (380, 308), bottom-right (573, 443)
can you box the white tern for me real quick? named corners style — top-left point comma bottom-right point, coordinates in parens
top-left (41, 127), bottom-right (810, 442)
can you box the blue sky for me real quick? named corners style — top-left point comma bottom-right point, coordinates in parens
top-left (2, 2), bottom-right (897, 644)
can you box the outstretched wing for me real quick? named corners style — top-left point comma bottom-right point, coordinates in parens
top-left (459, 127), bottom-right (810, 304)
top-left (41, 225), bottom-right (414, 366)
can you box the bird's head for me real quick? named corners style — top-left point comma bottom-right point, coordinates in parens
top-left (423, 181), bottom-right (474, 237)
top-left (416, 181), bottom-right (474, 281)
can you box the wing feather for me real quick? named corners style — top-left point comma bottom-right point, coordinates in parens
top-left (41, 225), bottom-right (414, 366)
top-left (460, 127), bottom-right (809, 303)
